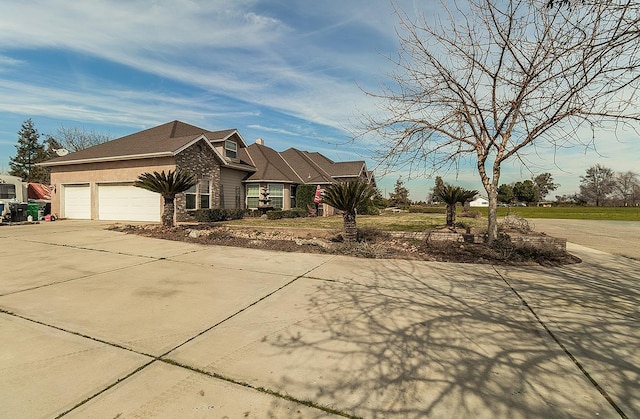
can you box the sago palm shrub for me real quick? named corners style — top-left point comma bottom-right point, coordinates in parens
top-left (134, 169), bottom-right (197, 227)
top-left (435, 184), bottom-right (478, 228)
top-left (321, 179), bottom-right (375, 242)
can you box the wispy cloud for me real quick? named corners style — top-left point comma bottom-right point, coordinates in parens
top-left (0, 0), bottom-right (399, 132)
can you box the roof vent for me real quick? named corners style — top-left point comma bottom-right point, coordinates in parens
top-left (255, 138), bottom-right (264, 145)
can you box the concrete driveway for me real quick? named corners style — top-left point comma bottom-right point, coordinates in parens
top-left (0, 220), bottom-right (637, 418)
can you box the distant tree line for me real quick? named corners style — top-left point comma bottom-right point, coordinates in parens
top-left (495, 166), bottom-right (639, 207)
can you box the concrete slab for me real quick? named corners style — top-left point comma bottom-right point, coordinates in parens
top-left (531, 218), bottom-right (640, 259)
top-left (172, 245), bottom-right (335, 276)
top-left (78, 234), bottom-right (207, 259)
top-left (2, 219), bottom-right (636, 417)
top-left (3, 225), bottom-right (206, 259)
top-left (0, 220), bottom-right (115, 239)
top-left (0, 313), bottom-right (150, 419)
top-left (495, 248), bottom-right (640, 417)
top-left (0, 259), bottom-right (295, 356)
top-left (65, 361), bottom-right (337, 418)
top-left (167, 276), bottom-right (616, 418)
top-left (0, 241), bottom-right (148, 295)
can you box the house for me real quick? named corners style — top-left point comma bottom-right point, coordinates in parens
top-left (41, 121), bottom-right (256, 222)
top-left (40, 120), bottom-right (374, 222)
top-left (240, 140), bottom-right (373, 215)
top-left (469, 196), bottom-right (489, 207)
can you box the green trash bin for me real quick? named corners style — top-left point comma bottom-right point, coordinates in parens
top-left (27, 203), bottom-right (39, 220)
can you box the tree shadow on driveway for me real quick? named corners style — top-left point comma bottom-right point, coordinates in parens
top-left (259, 260), bottom-right (618, 418)
top-left (496, 252), bottom-right (640, 418)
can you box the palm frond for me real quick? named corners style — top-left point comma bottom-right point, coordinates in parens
top-left (322, 179), bottom-right (375, 212)
top-left (134, 169), bottom-right (196, 197)
top-left (435, 184), bottom-right (478, 205)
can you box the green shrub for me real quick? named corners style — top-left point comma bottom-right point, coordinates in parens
top-left (287, 208), bottom-right (308, 218)
top-left (227, 209), bottom-right (246, 220)
top-left (266, 208), bottom-right (307, 220)
top-left (266, 210), bottom-right (284, 220)
top-left (244, 209), bottom-right (261, 218)
top-left (195, 208), bottom-right (245, 222)
top-left (295, 185), bottom-right (316, 209)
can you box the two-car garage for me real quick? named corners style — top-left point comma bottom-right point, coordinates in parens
top-left (62, 183), bottom-right (161, 222)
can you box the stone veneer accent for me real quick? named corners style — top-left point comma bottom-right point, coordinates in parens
top-left (174, 141), bottom-right (221, 222)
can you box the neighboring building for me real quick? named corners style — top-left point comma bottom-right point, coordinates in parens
top-left (40, 121), bottom-right (255, 222)
top-left (241, 140), bottom-right (373, 215)
top-left (40, 120), bottom-right (374, 222)
top-left (469, 196), bottom-right (489, 207)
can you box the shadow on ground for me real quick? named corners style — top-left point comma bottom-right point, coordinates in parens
top-left (172, 259), bottom-right (620, 418)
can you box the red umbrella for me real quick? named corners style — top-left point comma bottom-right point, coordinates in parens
top-left (313, 185), bottom-right (322, 203)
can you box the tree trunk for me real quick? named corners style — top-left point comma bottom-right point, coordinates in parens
top-left (486, 185), bottom-right (499, 245)
top-left (446, 204), bottom-right (455, 227)
top-left (162, 195), bottom-right (175, 227)
top-left (343, 210), bottom-right (357, 242)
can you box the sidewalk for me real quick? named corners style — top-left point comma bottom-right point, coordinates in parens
top-left (0, 220), bottom-right (637, 418)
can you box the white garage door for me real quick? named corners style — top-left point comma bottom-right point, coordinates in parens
top-left (98, 183), bottom-right (161, 222)
top-left (63, 184), bottom-right (91, 219)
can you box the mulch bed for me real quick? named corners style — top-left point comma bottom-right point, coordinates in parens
top-left (109, 224), bottom-right (581, 266)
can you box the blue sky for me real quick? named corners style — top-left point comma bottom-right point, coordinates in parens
top-left (0, 0), bottom-right (637, 201)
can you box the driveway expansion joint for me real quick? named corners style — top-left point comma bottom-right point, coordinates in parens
top-left (159, 255), bottom-right (338, 358)
top-left (159, 358), bottom-right (360, 418)
top-left (492, 265), bottom-right (629, 419)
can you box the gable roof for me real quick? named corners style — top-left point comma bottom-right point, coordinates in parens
top-left (304, 151), bottom-right (365, 178)
top-left (40, 121), bottom-right (252, 169)
top-left (239, 143), bottom-right (302, 183)
top-left (279, 148), bottom-right (334, 184)
top-left (241, 142), bottom-right (369, 185)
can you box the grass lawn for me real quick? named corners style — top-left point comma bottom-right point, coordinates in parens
top-left (222, 206), bottom-right (640, 232)
top-left (478, 206), bottom-right (640, 221)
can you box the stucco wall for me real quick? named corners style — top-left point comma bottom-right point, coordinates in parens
top-left (49, 157), bottom-right (175, 219)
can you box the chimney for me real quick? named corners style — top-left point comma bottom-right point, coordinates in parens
top-left (255, 138), bottom-right (264, 145)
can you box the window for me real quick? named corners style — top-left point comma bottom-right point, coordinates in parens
top-left (0, 184), bottom-right (16, 200)
top-left (185, 179), bottom-right (212, 210)
top-left (225, 140), bottom-right (237, 159)
top-left (199, 179), bottom-right (211, 209)
top-left (290, 185), bottom-right (297, 208)
top-left (246, 184), bottom-right (260, 209)
top-left (185, 184), bottom-right (197, 210)
top-left (268, 183), bottom-right (284, 209)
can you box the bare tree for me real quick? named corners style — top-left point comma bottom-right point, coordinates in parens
top-left (359, 0), bottom-right (640, 243)
top-left (53, 126), bottom-right (111, 152)
top-left (614, 171), bottom-right (639, 206)
top-left (579, 164), bottom-right (616, 207)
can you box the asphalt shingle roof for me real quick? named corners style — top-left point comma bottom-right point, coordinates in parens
top-left (239, 143), bottom-right (302, 183)
top-left (242, 142), bottom-right (368, 185)
top-left (40, 120), bottom-right (370, 184)
top-left (42, 121), bottom-right (239, 165)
